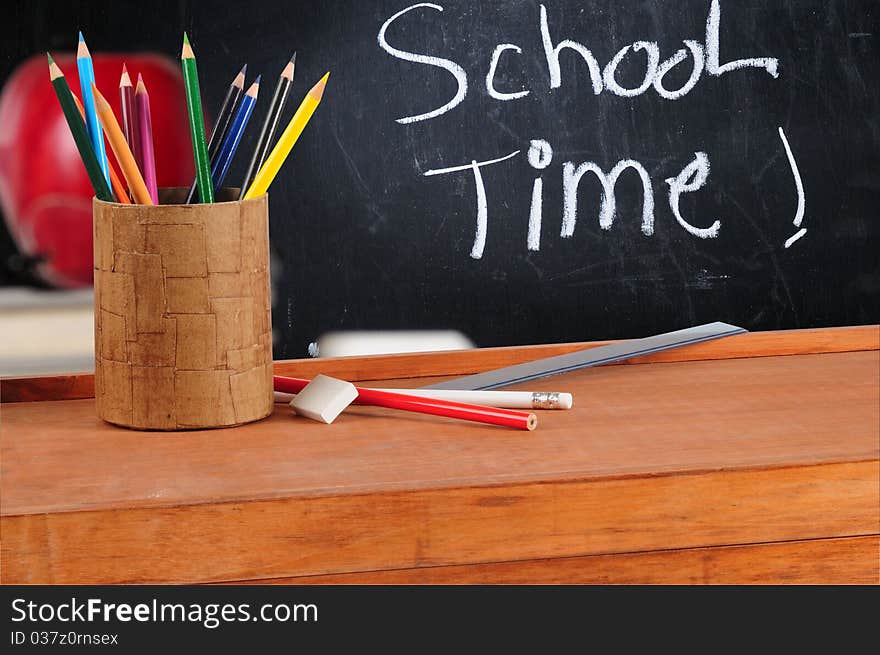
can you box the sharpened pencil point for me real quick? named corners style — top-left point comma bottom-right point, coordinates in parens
top-left (77, 34), bottom-right (91, 59)
top-left (181, 33), bottom-right (194, 59)
top-left (135, 73), bottom-right (147, 94)
top-left (233, 65), bottom-right (247, 89)
top-left (120, 64), bottom-right (132, 87)
top-left (47, 52), bottom-right (54, 64)
top-left (308, 72), bottom-right (330, 102)
top-left (281, 55), bottom-right (295, 81)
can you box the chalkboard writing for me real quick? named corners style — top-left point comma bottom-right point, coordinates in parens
top-left (266, 0), bottom-right (876, 357)
top-left (378, 1), bottom-right (801, 259)
top-left (10, 0), bottom-right (876, 357)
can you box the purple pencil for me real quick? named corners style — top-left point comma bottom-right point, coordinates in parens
top-left (134, 74), bottom-right (158, 204)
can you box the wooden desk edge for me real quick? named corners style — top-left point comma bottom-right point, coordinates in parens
top-left (2, 459), bottom-right (877, 584)
top-left (3, 325), bottom-right (878, 403)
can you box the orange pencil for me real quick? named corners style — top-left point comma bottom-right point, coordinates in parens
top-left (71, 94), bottom-right (130, 204)
top-left (90, 83), bottom-right (152, 205)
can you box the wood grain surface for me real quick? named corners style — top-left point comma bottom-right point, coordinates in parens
top-left (243, 536), bottom-right (880, 585)
top-left (1, 329), bottom-right (878, 584)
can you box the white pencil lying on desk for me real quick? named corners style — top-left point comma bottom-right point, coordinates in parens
top-left (274, 388), bottom-right (573, 409)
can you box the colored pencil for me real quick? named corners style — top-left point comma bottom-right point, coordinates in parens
top-left (118, 63), bottom-right (143, 182)
top-left (180, 33), bottom-right (213, 203)
top-left (76, 32), bottom-right (110, 187)
top-left (134, 74), bottom-right (158, 204)
top-left (210, 76), bottom-right (260, 192)
top-left (91, 84), bottom-right (153, 205)
top-left (47, 54), bottom-right (112, 202)
top-left (185, 64), bottom-right (246, 203)
top-left (275, 388), bottom-right (573, 409)
top-left (243, 72), bottom-right (329, 200)
top-left (273, 376), bottom-right (538, 431)
top-left (238, 53), bottom-right (295, 199)
top-left (71, 93), bottom-right (130, 204)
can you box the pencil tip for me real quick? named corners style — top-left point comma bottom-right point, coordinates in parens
top-left (136, 74), bottom-right (146, 94)
top-left (240, 63), bottom-right (248, 75)
top-left (281, 56), bottom-right (295, 80)
top-left (122, 62), bottom-right (128, 73)
top-left (183, 32), bottom-right (190, 45)
top-left (78, 31), bottom-right (84, 42)
top-left (309, 72), bottom-right (329, 100)
top-left (254, 74), bottom-right (261, 84)
top-left (47, 52), bottom-right (54, 64)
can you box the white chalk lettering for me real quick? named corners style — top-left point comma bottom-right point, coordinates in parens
top-left (706, 0), bottom-right (779, 78)
top-left (486, 44), bottom-right (530, 101)
top-left (653, 40), bottom-right (705, 99)
top-left (603, 42), bottom-right (660, 97)
top-left (424, 151), bottom-right (521, 258)
top-left (527, 140), bottom-right (553, 251)
top-left (378, 3), bottom-right (468, 124)
top-left (379, 2), bottom-right (797, 258)
top-left (665, 152), bottom-right (721, 238)
top-left (562, 159), bottom-right (655, 237)
top-left (540, 4), bottom-right (603, 93)
top-left (778, 127), bottom-right (807, 248)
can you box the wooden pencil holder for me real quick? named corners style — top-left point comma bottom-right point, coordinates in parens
top-left (93, 187), bottom-right (273, 430)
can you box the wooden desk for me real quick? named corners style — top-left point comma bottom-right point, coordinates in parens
top-left (2, 326), bottom-right (878, 584)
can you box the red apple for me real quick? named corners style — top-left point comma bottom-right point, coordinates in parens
top-left (0, 53), bottom-right (197, 287)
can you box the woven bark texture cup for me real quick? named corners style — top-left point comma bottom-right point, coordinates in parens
top-left (93, 188), bottom-right (273, 429)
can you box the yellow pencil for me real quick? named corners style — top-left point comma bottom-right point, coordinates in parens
top-left (91, 83), bottom-right (153, 205)
top-left (243, 72), bottom-right (329, 200)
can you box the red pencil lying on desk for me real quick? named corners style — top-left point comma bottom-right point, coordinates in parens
top-left (273, 375), bottom-right (537, 431)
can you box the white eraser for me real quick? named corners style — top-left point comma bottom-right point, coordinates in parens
top-left (289, 374), bottom-right (358, 424)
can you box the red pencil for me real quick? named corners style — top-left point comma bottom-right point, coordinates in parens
top-left (119, 64), bottom-right (143, 178)
top-left (273, 375), bottom-right (537, 431)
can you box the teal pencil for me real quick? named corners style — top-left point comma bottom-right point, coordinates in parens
top-left (76, 32), bottom-right (110, 187)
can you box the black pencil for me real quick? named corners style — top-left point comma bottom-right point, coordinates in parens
top-left (238, 53), bottom-right (296, 199)
top-left (185, 64), bottom-right (247, 203)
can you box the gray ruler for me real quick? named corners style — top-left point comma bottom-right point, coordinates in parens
top-left (423, 322), bottom-right (747, 391)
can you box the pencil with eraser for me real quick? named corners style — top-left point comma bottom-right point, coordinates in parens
top-left (274, 387), bottom-right (572, 409)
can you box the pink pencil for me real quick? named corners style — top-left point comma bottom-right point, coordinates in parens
top-left (134, 74), bottom-right (158, 204)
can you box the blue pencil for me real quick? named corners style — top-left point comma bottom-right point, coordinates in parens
top-left (76, 32), bottom-right (110, 186)
top-left (211, 76), bottom-right (260, 192)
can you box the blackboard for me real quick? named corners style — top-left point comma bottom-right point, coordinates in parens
top-left (8, 0), bottom-right (880, 357)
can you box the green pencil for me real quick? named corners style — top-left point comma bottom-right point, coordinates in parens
top-left (47, 53), bottom-right (113, 202)
top-left (181, 33), bottom-right (213, 203)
